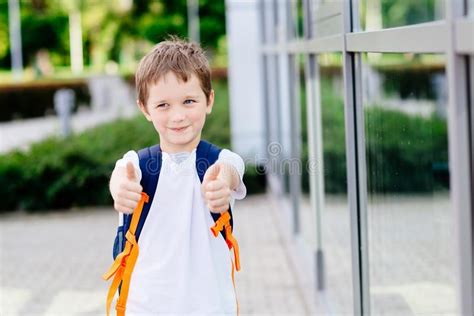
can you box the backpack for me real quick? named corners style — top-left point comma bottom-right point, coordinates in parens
top-left (102, 140), bottom-right (240, 316)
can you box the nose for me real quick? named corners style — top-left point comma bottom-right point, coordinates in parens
top-left (170, 106), bottom-right (186, 122)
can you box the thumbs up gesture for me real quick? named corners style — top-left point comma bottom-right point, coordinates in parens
top-left (202, 163), bottom-right (235, 214)
top-left (110, 161), bottom-right (143, 214)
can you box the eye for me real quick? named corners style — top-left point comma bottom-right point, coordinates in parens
top-left (156, 103), bottom-right (169, 109)
top-left (184, 99), bottom-right (196, 105)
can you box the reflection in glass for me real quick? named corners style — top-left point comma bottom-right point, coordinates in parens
top-left (289, 0), bottom-right (305, 39)
top-left (361, 53), bottom-right (457, 315)
top-left (310, 0), bottom-right (343, 38)
top-left (359, 0), bottom-right (445, 31)
top-left (299, 54), bottom-right (316, 246)
top-left (318, 53), bottom-right (354, 313)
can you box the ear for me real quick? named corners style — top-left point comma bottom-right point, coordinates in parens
top-left (137, 100), bottom-right (152, 122)
top-left (206, 89), bottom-right (215, 115)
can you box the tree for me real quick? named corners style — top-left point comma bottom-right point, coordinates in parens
top-left (0, 0), bottom-right (228, 70)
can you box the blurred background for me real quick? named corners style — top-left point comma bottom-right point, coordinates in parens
top-left (0, 0), bottom-right (264, 211)
top-left (0, 0), bottom-right (473, 315)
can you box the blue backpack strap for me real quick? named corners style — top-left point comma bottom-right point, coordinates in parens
top-left (196, 140), bottom-right (234, 239)
top-left (118, 145), bottom-right (161, 255)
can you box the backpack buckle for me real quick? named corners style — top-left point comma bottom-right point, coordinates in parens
top-left (210, 211), bottom-right (231, 236)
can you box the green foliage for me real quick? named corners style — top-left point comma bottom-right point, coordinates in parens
top-left (360, 0), bottom-right (438, 30)
top-left (202, 80), bottom-right (231, 147)
top-left (0, 0), bottom-right (227, 70)
top-left (300, 76), bottom-right (449, 195)
top-left (382, 66), bottom-right (439, 100)
top-left (0, 2), bottom-right (9, 66)
top-left (0, 118), bottom-right (149, 211)
top-left (364, 106), bottom-right (448, 193)
top-left (0, 1), bottom-right (70, 68)
top-left (320, 79), bottom-right (348, 194)
top-left (0, 151), bottom-right (25, 210)
top-left (198, 0), bottom-right (226, 49)
top-left (21, 11), bottom-right (69, 65)
top-left (381, 0), bottom-right (436, 28)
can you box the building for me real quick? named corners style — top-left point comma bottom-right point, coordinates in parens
top-left (227, 0), bottom-right (474, 314)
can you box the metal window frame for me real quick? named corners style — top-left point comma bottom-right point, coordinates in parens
top-left (260, 1), bottom-right (271, 162)
top-left (286, 0), bottom-right (302, 235)
top-left (264, 20), bottom-right (474, 55)
top-left (346, 21), bottom-right (448, 53)
top-left (288, 51), bottom-right (302, 235)
top-left (455, 19), bottom-right (474, 53)
top-left (302, 0), bottom-right (327, 293)
top-left (470, 54), bottom-right (474, 315)
top-left (259, 0), bottom-right (474, 314)
top-left (343, 1), bottom-right (368, 315)
top-left (446, 2), bottom-right (474, 315)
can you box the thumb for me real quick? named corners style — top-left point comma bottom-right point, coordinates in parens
top-left (203, 163), bottom-right (221, 184)
top-left (126, 161), bottom-right (137, 181)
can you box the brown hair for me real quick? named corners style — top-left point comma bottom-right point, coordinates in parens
top-left (135, 37), bottom-right (212, 106)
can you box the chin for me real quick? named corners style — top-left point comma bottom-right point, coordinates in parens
top-left (169, 136), bottom-right (195, 145)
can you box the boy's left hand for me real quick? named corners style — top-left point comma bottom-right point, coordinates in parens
top-left (202, 163), bottom-right (236, 213)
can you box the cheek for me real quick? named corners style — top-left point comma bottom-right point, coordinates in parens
top-left (189, 108), bottom-right (207, 127)
top-left (150, 113), bottom-right (168, 132)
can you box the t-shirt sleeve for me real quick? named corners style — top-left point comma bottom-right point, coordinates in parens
top-left (217, 149), bottom-right (247, 205)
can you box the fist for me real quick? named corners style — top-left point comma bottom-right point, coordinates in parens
top-left (202, 163), bottom-right (232, 213)
top-left (110, 162), bottom-right (143, 214)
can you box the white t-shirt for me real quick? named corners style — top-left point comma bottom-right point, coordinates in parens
top-left (114, 147), bottom-right (246, 315)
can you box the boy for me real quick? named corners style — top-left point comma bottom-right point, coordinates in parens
top-left (107, 38), bottom-right (246, 315)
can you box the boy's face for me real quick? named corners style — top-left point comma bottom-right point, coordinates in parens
top-left (138, 72), bottom-right (214, 153)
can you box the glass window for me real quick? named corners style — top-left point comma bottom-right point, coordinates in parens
top-left (279, 53), bottom-right (303, 234)
top-left (311, 0), bottom-right (343, 38)
top-left (288, 0), bottom-right (304, 39)
top-left (298, 53), bottom-right (315, 244)
top-left (359, 0), bottom-right (445, 31)
top-left (470, 0), bottom-right (474, 17)
top-left (262, 0), bottom-right (278, 44)
top-left (361, 53), bottom-right (458, 315)
top-left (265, 54), bottom-right (281, 173)
top-left (317, 53), bottom-right (354, 313)
top-left (276, 52), bottom-right (294, 201)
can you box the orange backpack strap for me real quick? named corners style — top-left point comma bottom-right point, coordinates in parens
top-left (211, 210), bottom-right (241, 314)
top-left (210, 210), bottom-right (240, 271)
top-left (102, 192), bottom-right (149, 316)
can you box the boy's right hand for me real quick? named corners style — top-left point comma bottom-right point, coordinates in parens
top-left (110, 162), bottom-right (143, 214)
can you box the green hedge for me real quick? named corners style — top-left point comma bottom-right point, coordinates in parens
top-left (300, 78), bottom-right (449, 195)
top-left (364, 106), bottom-right (448, 193)
top-left (0, 80), bottom-right (91, 122)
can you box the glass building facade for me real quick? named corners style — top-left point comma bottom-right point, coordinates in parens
top-left (259, 0), bottom-right (473, 314)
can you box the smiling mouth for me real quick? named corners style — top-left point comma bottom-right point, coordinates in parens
top-left (170, 126), bottom-right (189, 132)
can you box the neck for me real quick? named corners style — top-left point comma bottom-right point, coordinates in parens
top-left (160, 135), bottom-right (201, 154)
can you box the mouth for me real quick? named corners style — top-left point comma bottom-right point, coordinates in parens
top-left (169, 126), bottom-right (189, 132)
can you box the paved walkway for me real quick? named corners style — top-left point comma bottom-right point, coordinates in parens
top-left (0, 75), bottom-right (137, 154)
top-left (0, 106), bottom-right (137, 154)
top-left (0, 194), bottom-right (309, 316)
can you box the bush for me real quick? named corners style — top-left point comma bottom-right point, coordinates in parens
top-left (0, 80), bottom-right (90, 121)
top-left (364, 107), bottom-right (448, 193)
top-left (299, 77), bottom-right (448, 195)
